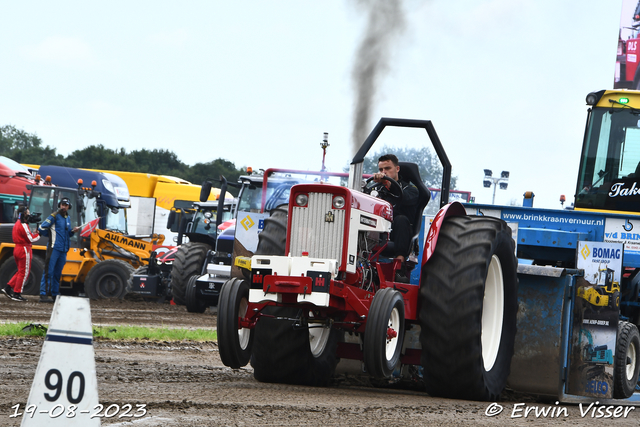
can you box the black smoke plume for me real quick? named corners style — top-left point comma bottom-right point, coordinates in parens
top-left (351, 0), bottom-right (406, 155)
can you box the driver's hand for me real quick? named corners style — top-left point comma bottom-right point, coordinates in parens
top-left (373, 173), bottom-right (391, 189)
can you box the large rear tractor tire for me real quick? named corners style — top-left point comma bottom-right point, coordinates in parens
top-left (419, 215), bottom-right (518, 401)
top-left (0, 255), bottom-right (45, 296)
top-left (85, 259), bottom-right (135, 299)
top-left (218, 278), bottom-right (253, 368)
top-left (256, 204), bottom-right (288, 254)
top-left (171, 242), bottom-right (210, 305)
top-left (363, 288), bottom-right (405, 379)
top-left (613, 321), bottom-right (640, 398)
top-left (185, 274), bottom-right (207, 313)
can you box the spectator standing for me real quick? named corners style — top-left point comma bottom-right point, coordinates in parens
top-left (2, 206), bottom-right (40, 302)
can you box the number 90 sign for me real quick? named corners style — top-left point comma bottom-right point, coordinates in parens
top-left (44, 369), bottom-right (85, 404)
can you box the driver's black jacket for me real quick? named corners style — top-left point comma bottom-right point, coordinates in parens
top-left (388, 175), bottom-right (419, 225)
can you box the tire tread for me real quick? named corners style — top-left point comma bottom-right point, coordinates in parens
top-left (419, 215), bottom-right (518, 401)
top-left (171, 242), bottom-right (210, 305)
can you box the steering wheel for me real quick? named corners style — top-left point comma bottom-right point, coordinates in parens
top-left (363, 176), bottom-right (403, 203)
top-left (579, 170), bottom-right (610, 196)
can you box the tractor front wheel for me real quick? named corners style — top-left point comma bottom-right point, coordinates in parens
top-left (185, 275), bottom-right (207, 313)
top-left (251, 306), bottom-right (340, 387)
top-left (419, 215), bottom-right (518, 401)
top-left (249, 203), bottom-right (341, 386)
top-left (85, 259), bottom-right (134, 299)
top-left (614, 321), bottom-right (640, 398)
top-left (171, 242), bottom-right (209, 305)
top-left (363, 288), bottom-right (405, 379)
top-left (218, 278), bottom-right (253, 368)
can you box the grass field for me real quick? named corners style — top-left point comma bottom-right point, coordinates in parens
top-left (0, 322), bottom-right (217, 341)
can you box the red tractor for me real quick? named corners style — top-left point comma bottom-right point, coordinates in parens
top-left (217, 118), bottom-right (519, 401)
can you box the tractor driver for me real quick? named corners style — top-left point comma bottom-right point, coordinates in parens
top-left (373, 154), bottom-right (419, 283)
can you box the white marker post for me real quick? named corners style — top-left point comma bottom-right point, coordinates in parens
top-left (21, 296), bottom-right (100, 426)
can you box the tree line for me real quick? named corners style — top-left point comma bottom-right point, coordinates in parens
top-left (0, 125), bottom-right (246, 196)
top-left (1, 125), bottom-right (456, 201)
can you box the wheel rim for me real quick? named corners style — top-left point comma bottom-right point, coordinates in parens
top-left (626, 339), bottom-right (638, 381)
top-left (482, 255), bottom-right (504, 371)
top-left (386, 306), bottom-right (401, 361)
top-left (237, 297), bottom-right (250, 350)
top-left (98, 274), bottom-right (124, 298)
top-left (308, 311), bottom-right (331, 357)
top-left (309, 326), bottom-right (331, 357)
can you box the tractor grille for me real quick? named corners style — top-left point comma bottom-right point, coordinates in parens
top-left (290, 192), bottom-right (345, 265)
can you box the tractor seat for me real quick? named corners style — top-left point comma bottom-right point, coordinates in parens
top-left (381, 162), bottom-right (431, 258)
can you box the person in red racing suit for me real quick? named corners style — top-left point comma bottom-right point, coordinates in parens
top-left (2, 206), bottom-right (40, 301)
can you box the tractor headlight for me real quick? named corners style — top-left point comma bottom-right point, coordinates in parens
top-left (295, 194), bottom-right (308, 207)
top-left (204, 211), bottom-right (212, 219)
top-left (332, 195), bottom-right (345, 209)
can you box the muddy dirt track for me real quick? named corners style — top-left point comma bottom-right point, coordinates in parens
top-left (1, 298), bottom-right (639, 426)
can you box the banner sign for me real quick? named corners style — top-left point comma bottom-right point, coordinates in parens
top-left (567, 241), bottom-right (622, 398)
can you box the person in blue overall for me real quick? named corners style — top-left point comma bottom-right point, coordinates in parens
top-left (38, 198), bottom-right (79, 303)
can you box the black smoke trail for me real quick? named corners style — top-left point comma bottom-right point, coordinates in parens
top-left (351, 0), bottom-right (406, 154)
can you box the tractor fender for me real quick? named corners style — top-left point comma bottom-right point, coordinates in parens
top-left (420, 201), bottom-right (467, 268)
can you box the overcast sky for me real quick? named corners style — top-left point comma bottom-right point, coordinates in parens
top-left (0, 1), bottom-right (622, 209)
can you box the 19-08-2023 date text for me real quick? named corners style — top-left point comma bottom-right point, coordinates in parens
top-left (9, 403), bottom-right (147, 419)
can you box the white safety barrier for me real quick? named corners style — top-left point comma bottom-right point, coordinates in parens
top-left (21, 296), bottom-right (100, 427)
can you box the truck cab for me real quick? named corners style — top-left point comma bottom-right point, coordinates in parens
top-left (0, 156), bottom-right (40, 223)
top-left (576, 90), bottom-right (640, 214)
top-left (37, 165), bottom-right (131, 235)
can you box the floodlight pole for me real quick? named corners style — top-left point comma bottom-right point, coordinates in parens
top-left (320, 132), bottom-right (329, 172)
top-left (483, 170), bottom-right (509, 204)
